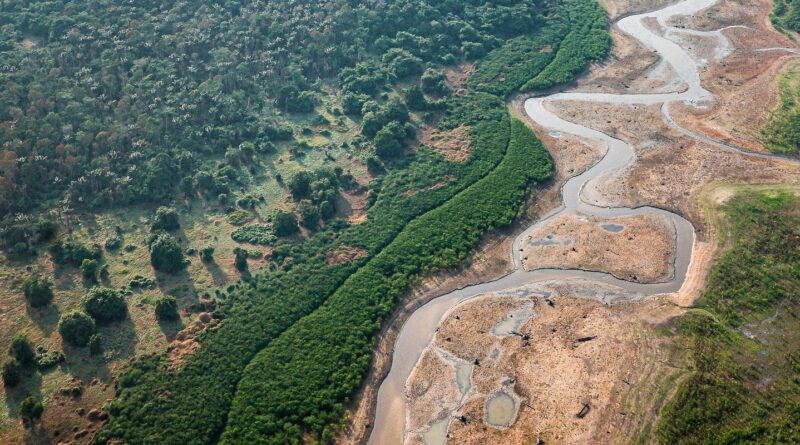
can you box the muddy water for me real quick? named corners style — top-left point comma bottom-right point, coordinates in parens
top-left (368, 1), bottom-right (796, 443)
top-left (484, 392), bottom-right (517, 428)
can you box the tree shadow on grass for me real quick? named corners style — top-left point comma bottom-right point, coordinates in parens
top-left (157, 317), bottom-right (184, 342)
top-left (202, 259), bottom-right (230, 287)
top-left (4, 368), bottom-right (43, 421)
top-left (25, 303), bottom-right (60, 338)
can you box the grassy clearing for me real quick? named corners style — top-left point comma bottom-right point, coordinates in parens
top-left (656, 189), bottom-right (800, 444)
top-left (762, 67), bottom-right (800, 155)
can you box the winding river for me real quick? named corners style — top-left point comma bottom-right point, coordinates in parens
top-left (368, 1), bottom-right (799, 443)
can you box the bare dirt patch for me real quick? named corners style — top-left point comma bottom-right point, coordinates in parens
top-left (418, 124), bottom-right (473, 162)
top-left (405, 289), bottom-right (688, 445)
top-left (325, 245), bottom-right (369, 265)
top-left (521, 212), bottom-right (676, 283)
top-left (545, 101), bottom-right (800, 238)
top-left (446, 63), bottom-right (476, 95)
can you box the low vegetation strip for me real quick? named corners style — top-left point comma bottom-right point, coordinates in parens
top-left (220, 118), bottom-right (552, 443)
top-left (656, 191), bottom-right (800, 444)
top-left (762, 68), bottom-right (800, 155)
top-left (523, 0), bottom-right (610, 91)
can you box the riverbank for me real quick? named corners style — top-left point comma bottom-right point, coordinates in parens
top-left (367, 0), bottom-right (800, 443)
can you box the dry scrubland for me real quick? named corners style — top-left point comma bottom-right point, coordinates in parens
top-left (399, 0), bottom-right (800, 443)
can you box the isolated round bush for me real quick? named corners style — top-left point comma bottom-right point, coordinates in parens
top-left (10, 333), bottom-right (35, 369)
top-left (19, 396), bottom-right (43, 420)
top-left (22, 275), bottom-right (54, 308)
top-left (155, 296), bottom-right (179, 321)
top-left (149, 233), bottom-right (186, 273)
top-left (151, 206), bottom-right (180, 231)
top-left (1, 359), bottom-right (21, 387)
top-left (58, 311), bottom-right (96, 347)
top-left (83, 287), bottom-right (127, 324)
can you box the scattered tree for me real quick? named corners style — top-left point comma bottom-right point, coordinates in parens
top-left (9, 334), bottom-right (35, 369)
top-left (155, 296), bottom-right (180, 321)
top-left (19, 396), bottom-right (43, 422)
top-left (80, 258), bottom-right (99, 281)
top-left (58, 311), bottom-right (97, 347)
top-left (149, 233), bottom-right (186, 273)
top-left (22, 275), bottom-right (54, 308)
top-left (151, 207), bottom-right (181, 232)
top-left (273, 212), bottom-right (299, 237)
top-left (83, 287), bottom-right (127, 324)
top-left (234, 248), bottom-right (249, 272)
top-left (200, 246), bottom-right (215, 262)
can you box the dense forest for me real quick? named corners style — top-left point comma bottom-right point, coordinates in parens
top-left (0, 0), bottom-right (610, 443)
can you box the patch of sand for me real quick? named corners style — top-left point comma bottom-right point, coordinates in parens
top-left (521, 212), bottom-right (676, 283)
top-left (405, 289), bottom-right (688, 445)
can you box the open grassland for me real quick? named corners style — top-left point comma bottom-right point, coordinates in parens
top-left (762, 68), bottom-right (800, 155)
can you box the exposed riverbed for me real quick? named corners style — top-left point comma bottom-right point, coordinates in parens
top-left (368, 1), bottom-right (800, 443)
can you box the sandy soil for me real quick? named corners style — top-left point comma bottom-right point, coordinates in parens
top-left (347, 0), bottom-right (800, 443)
top-left (546, 101), bottom-right (800, 238)
top-left (405, 288), bottom-right (688, 445)
top-left (521, 212), bottom-right (676, 283)
top-left (384, 0), bottom-right (800, 444)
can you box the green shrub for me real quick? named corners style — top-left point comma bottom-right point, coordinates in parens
top-left (19, 396), bottom-right (43, 421)
top-left (104, 232), bottom-right (123, 250)
top-left (49, 238), bottom-right (102, 267)
top-left (83, 287), bottom-right (127, 324)
top-left (226, 210), bottom-right (253, 226)
top-left (234, 248), bottom-right (249, 272)
top-left (9, 333), bottom-right (35, 369)
top-left (58, 311), bottom-right (97, 347)
top-left (129, 275), bottom-right (155, 289)
top-left (200, 246), bottom-right (215, 262)
top-left (273, 212), bottom-right (299, 237)
top-left (151, 207), bottom-right (180, 231)
top-left (231, 224), bottom-right (277, 245)
top-left (149, 233), bottom-right (187, 273)
top-left (155, 296), bottom-right (180, 321)
top-left (35, 348), bottom-right (65, 371)
top-left (80, 258), bottom-right (100, 280)
top-left (22, 275), bottom-right (54, 308)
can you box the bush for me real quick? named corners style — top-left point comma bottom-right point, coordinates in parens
top-left (35, 348), bottom-right (65, 371)
top-left (83, 287), bottom-right (127, 324)
top-left (19, 396), bottom-right (43, 421)
top-left (80, 258), bottom-right (99, 281)
top-left (231, 224), bottom-right (276, 245)
top-left (200, 246), bottom-right (215, 262)
top-left (1, 359), bottom-right (21, 387)
top-left (234, 248), bottom-right (249, 272)
top-left (10, 334), bottom-right (35, 369)
top-left (58, 311), bottom-right (97, 347)
top-left (149, 233), bottom-right (187, 273)
top-left (151, 207), bottom-right (180, 231)
top-left (22, 275), bottom-right (54, 308)
top-left (273, 212), bottom-right (299, 237)
top-left (155, 296), bottom-right (180, 321)
top-left (49, 238), bottom-right (102, 267)
top-left (104, 232), bottom-right (123, 250)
